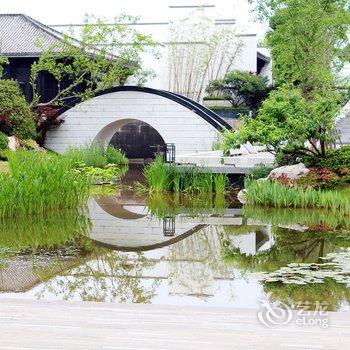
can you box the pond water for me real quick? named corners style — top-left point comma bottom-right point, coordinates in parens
top-left (0, 166), bottom-right (350, 311)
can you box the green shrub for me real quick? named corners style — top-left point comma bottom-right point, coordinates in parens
top-left (246, 164), bottom-right (274, 182)
top-left (65, 143), bottom-right (128, 168)
top-left (303, 146), bottom-right (350, 174)
top-left (245, 180), bottom-right (350, 213)
top-left (105, 145), bottom-right (128, 165)
top-left (0, 131), bottom-right (8, 150)
top-left (19, 139), bottom-right (41, 151)
top-left (0, 151), bottom-right (90, 218)
top-left (0, 79), bottom-right (36, 139)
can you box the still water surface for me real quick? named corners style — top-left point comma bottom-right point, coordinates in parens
top-left (0, 167), bottom-right (349, 311)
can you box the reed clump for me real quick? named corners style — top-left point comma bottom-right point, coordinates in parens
top-left (143, 157), bottom-right (229, 194)
top-left (0, 151), bottom-right (90, 218)
top-left (65, 143), bottom-right (128, 168)
top-left (245, 180), bottom-right (350, 213)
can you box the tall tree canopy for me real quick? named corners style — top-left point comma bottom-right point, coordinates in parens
top-left (222, 0), bottom-right (350, 158)
top-left (250, 0), bottom-right (350, 94)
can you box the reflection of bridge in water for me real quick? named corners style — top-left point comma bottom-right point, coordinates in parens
top-left (89, 195), bottom-right (274, 254)
top-left (0, 195), bottom-right (274, 302)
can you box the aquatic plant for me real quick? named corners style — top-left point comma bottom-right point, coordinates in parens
top-left (143, 157), bottom-right (229, 194)
top-left (65, 143), bottom-right (128, 168)
top-left (72, 164), bottom-right (128, 183)
top-left (214, 174), bottom-right (229, 194)
top-left (0, 151), bottom-right (90, 217)
top-left (143, 156), bottom-right (172, 192)
top-left (245, 180), bottom-right (350, 213)
top-left (264, 278), bottom-right (350, 312)
top-left (261, 250), bottom-right (350, 285)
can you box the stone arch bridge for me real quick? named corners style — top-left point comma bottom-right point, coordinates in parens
top-left (45, 86), bottom-right (230, 158)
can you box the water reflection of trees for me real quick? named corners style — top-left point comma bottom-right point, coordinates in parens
top-left (35, 249), bottom-right (160, 303)
top-left (222, 207), bottom-right (350, 310)
top-left (264, 278), bottom-right (350, 311)
top-left (168, 225), bottom-right (233, 298)
top-left (222, 206), bottom-right (350, 273)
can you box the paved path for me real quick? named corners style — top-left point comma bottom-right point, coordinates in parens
top-left (0, 299), bottom-right (349, 349)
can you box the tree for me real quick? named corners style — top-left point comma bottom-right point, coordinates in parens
top-left (227, 85), bottom-right (341, 157)
top-left (223, 0), bottom-right (350, 158)
top-left (206, 70), bottom-right (271, 110)
top-left (0, 57), bottom-right (9, 77)
top-left (249, 0), bottom-right (350, 94)
top-left (30, 14), bottom-right (158, 144)
top-left (0, 80), bottom-right (36, 140)
top-left (168, 8), bottom-right (243, 102)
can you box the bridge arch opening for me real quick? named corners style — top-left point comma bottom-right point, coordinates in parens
top-left (94, 118), bottom-right (166, 160)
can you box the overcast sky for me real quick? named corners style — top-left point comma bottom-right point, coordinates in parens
top-left (0, 0), bottom-right (264, 34)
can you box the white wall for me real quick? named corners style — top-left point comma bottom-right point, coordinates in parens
top-left (130, 25), bottom-right (258, 91)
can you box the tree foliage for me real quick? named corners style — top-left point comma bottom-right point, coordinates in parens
top-left (29, 14), bottom-right (158, 144)
top-left (206, 70), bottom-right (271, 110)
top-left (31, 14), bottom-right (158, 107)
top-left (0, 57), bottom-right (9, 77)
top-left (0, 131), bottom-right (8, 150)
top-left (223, 0), bottom-right (350, 158)
top-left (0, 80), bottom-right (36, 139)
top-left (249, 0), bottom-right (350, 92)
top-left (232, 86), bottom-right (341, 156)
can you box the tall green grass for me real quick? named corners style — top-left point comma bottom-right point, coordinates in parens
top-left (0, 151), bottom-right (90, 218)
top-left (143, 156), bottom-right (229, 194)
top-left (65, 143), bottom-right (128, 168)
top-left (245, 180), bottom-right (350, 213)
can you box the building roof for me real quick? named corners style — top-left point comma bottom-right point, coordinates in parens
top-left (0, 14), bottom-right (68, 57)
top-left (257, 50), bottom-right (271, 63)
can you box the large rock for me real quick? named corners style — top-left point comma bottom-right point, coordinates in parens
top-left (8, 136), bottom-right (20, 151)
top-left (237, 189), bottom-right (247, 204)
top-left (268, 163), bottom-right (309, 181)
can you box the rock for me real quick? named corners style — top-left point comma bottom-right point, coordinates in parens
top-left (7, 136), bottom-right (20, 151)
top-left (237, 189), bottom-right (247, 204)
top-left (268, 163), bottom-right (309, 181)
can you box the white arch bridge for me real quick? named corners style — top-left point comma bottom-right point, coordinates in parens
top-left (45, 86), bottom-right (231, 158)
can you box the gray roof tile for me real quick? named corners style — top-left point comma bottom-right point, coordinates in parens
top-left (0, 14), bottom-right (66, 57)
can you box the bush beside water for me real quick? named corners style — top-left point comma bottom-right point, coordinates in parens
top-left (303, 146), bottom-right (350, 174)
top-left (0, 132), bottom-right (8, 150)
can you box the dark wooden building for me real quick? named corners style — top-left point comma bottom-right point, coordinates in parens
top-left (0, 14), bottom-right (69, 103)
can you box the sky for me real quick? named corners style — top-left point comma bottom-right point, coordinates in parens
top-left (0, 0), bottom-right (265, 35)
